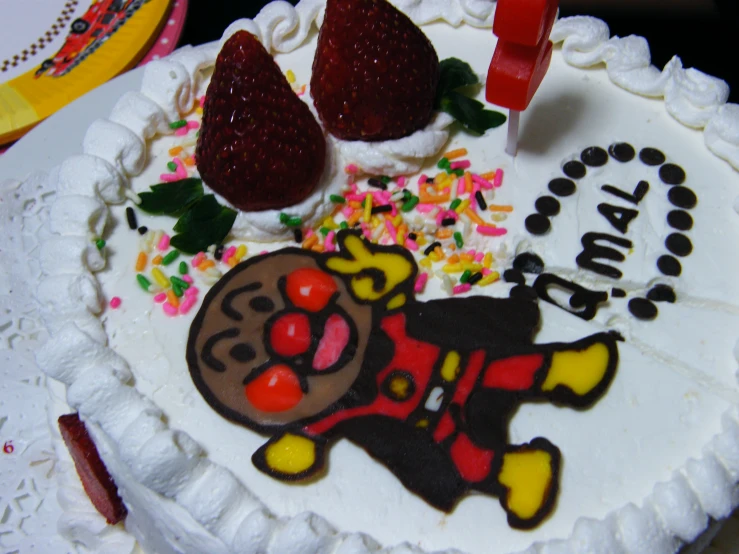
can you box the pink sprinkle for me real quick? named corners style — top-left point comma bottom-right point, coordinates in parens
top-left (435, 210), bottom-right (444, 227)
top-left (476, 225), bottom-right (508, 237)
top-left (187, 120), bottom-right (200, 130)
top-left (224, 246), bottom-right (237, 259)
top-left (304, 228), bottom-right (315, 239)
top-left (345, 193), bottom-right (365, 202)
top-left (163, 302), bottom-right (178, 316)
top-left (418, 174), bottom-right (428, 185)
top-left (185, 286), bottom-right (199, 297)
top-left (342, 206), bottom-right (354, 218)
top-left (457, 177), bottom-right (465, 196)
top-left (199, 95), bottom-right (206, 107)
top-left (493, 169), bottom-right (504, 188)
top-left (179, 296), bottom-right (197, 314)
top-left (345, 164), bottom-right (358, 174)
top-left (154, 292), bottom-right (167, 303)
top-left (192, 252), bottom-right (205, 267)
top-left (173, 157), bottom-right (188, 179)
top-left (182, 274), bottom-right (194, 284)
top-left (414, 272), bottom-right (429, 293)
top-left (450, 160), bottom-right (471, 170)
top-left (471, 173), bottom-right (493, 190)
top-left (471, 181), bottom-right (480, 197)
top-left (157, 234), bottom-right (171, 251)
top-left (324, 231), bottom-right (336, 252)
top-left (175, 126), bottom-right (189, 137)
top-left (109, 296), bottom-right (122, 309)
top-left (384, 220), bottom-right (398, 243)
top-left (350, 182), bottom-right (358, 193)
top-left (481, 268), bottom-right (492, 276)
top-left (453, 283), bottom-right (472, 295)
top-left (405, 238), bottom-right (419, 251)
top-left (360, 223), bottom-right (372, 240)
top-left (389, 203), bottom-right (398, 217)
top-left (259, 250), bottom-right (268, 255)
top-left (415, 203), bottom-right (437, 214)
top-left (160, 173), bottom-right (179, 182)
top-left (397, 176), bottom-right (406, 188)
top-left (474, 252), bottom-right (484, 262)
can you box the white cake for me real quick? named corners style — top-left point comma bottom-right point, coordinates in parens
top-left (35, 1), bottom-right (739, 553)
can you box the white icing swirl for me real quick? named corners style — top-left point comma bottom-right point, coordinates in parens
top-left (83, 120), bottom-right (147, 177)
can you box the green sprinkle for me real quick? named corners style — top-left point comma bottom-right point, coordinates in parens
top-left (319, 227), bottom-right (330, 236)
top-left (454, 231), bottom-right (464, 249)
top-left (449, 198), bottom-right (462, 210)
top-left (451, 168), bottom-right (464, 177)
top-left (169, 119), bottom-right (187, 129)
top-left (172, 284), bottom-right (184, 298)
top-left (380, 176), bottom-right (391, 184)
top-left (401, 196), bottom-right (419, 212)
top-left (361, 197), bottom-right (366, 207)
top-left (95, 239), bottom-right (106, 250)
top-left (279, 212), bottom-right (290, 224)
top-left (286, 216), bottom-right (303, 228)
top-left (167, 161), bottom-right (178, 172)
top-left (136, 274), bottom-right (152, 292)
top-left (460, 270), bottom-right (472, 284)
top-left (178, 261), bottom-right (188, 275)
top-left (339, 221), bottom-right (349, 229)
top-left (402, 189), bottom-right (412, 201)
top-left (162, 250), bottom-right (180, 265)
top-left (437, 157), bottom-right (450, 170)
top-left (171, 275), bottom-right (190, 289)
top-left (329, 194), bottom-right (346, 204)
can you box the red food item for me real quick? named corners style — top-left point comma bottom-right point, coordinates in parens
top-left (245, 364), bottom-right (304, 412)
top-left (196, 31), bottom-right (326, 211)
top-left (58, 413), bottom-right (127, 524)
top-left (313, 314), bottom-right (351, 370)
top-left (285, 267), bottom-right (338, 312)
top-left (485, 38), bottom-right (553, 112)
top-left (270, 312), bottom-right (313, 357)
top-left (311, 0), bottom-right (439, 141)
top-left (493, 0), bottom-right (558, 47)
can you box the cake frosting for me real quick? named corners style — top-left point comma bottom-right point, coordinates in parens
top-left (33, 1), bottom-right (739, 554)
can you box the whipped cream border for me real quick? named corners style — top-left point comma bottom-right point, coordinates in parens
top-left (35, 1), bottom-right (739, 553)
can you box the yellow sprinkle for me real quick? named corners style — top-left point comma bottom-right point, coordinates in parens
top-left (455, 199), bottom-right (470, 215)
top-left (392, 214), bottom-right (403, 227)
top-left (433, 173), bottom-right (446, 185)
top-left (364, 195), bottom-right (372, 223)
top-left (152, 254), bottom-right (163, 265)
top-left (196, 106), bottom-right (203, 115)
top-left (436, 228), bottom-right (453, 240)
top-left (461, 263), bottom-right (483, 272)
top-left (198, 259), bottom-right (215, 271)
top-left (168, 146), bottom-right (183, 156)
top-left (235, 244), bottom-right (247, 259)
top-left (442, 263), bottom-right (463, 273)
top-left (416, 234), bottom-right (427, 246)
top-left (135, 252), bottom-right (147, 272)
top-left (479, 271), bottom-right (501, 286)
top-left (166, 289), bottom-right (180, 308)
top-left (483, 252), bottom-right (493, 268)
top-left (371, 216), bottom-right (381, 228)
top-left (151, 267), bottom-right (170, 288)
top-left (434, 246), bottom-right (446, 259)
top-left (491, 213), bottom-right (508, 222)
top-left (322, 217), bottom-right (339, 230)
top-left (286, 69), bottom-right (296, 84)
top-left (463, 208), bottom-right (485, 226)
top-left (302, 235), bottom-right (319, 249)
top-left (429, 252), bottom-right (440, 263)
top-left (443, 148), bottom-right (468, 160)
top-left (396, 229), bottom-right (405, 245)
top-left (419, 257), bottom-right (432, 268)
top-left (489, 204), bottom-right (514, 212)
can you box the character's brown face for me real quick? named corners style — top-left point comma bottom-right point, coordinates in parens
top-left (187, 251), bottom-right (373, 431)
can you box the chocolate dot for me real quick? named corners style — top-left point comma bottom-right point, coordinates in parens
top-left (525, 214), bottom-right (551, 235)
top-left (647, 285), bottom-right (676, 303)
top-left (608, 142), bottom-right (636, 162)
top-left (668, 187), bottom-right (697, 209)
top-left (503, 269), bottom-right (526, 284)
top-left (548, 178), bottom-right (577, 197)
top-left (657, 255), bottom-right (682, 276)
top-left (510, 284), bottom-right (538, 302)
top-left (611, 288), bottom-right (627, 298)
top-left (628, 298), bottom-right (658, 320)
top-left (249, 296), bottom-right (275, 313)
top-left (581, 146), bottom-right (609, 167)
top-left (666, 210), bottom-right (693, 231)
top-left (513, 253), bottom-right (545, 274)
top-left (229, 343), bottom-right (256, 363)
top-left (659, 164), bottom-right (686, 185)
top-left (665, 233), bottom-right (692, 257)
top-left (562, 161), bottom-right (586, 179)
top-left (639, 148), bottom-right (666, 166)
top-left (535, 196), bottom-right (561, 216)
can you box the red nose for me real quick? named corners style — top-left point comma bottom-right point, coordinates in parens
top-left (244, 364), bottom-right (303, 413)
top-left (285, 267), bottom-right (338, 312)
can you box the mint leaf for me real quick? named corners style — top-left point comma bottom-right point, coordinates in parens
top-left (434, 58), bottom-right (479, 109)
top-left (138, 178), bottom-right (203, 215)
top-left (170, 195), bottom-right (237, 254)
top-left (440, 91), bottom-right (507, 135)
top-left (173, 194), bottom-right (221, 232)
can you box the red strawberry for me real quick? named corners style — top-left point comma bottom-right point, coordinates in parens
top-left (58, 413), bottom-right (127, 524)
top-left (196, 31), bottom-right (326, 211)
top-left (311, 0), bottom-right (439, 141)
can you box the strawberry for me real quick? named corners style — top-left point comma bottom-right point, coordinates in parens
top-left (58, 413), bottom-right (127, 524)
top-left (196, 31), bottom-right (326, 212)
top-left (311, 0), bottom-right (439, 141)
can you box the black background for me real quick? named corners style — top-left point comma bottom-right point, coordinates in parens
top-left (179, 0), bottom-right (738, 103)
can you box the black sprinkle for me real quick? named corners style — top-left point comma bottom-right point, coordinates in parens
top-left (368, 178), bottom-right (388, 190)
top-left (611, 288), bottom-right (627, 298)
top-left (548, 178), bottom-right (577, 197)
top-left (513, 253), bottom-right (545, 274)
top-left (562, 160), bottom-right (586, 179)
top-left (249, 296), bottom-right (275, 313)
top-left (467, 272), bottom-right (483, 285)
top-left (535, 196), bottom-right (561, 216)
top-left (229, 343), bottom-right (257, 363)
top-left (426, 177), bottom-right (435, 184)
top-left (214, 245), bottom-right (224, 261)
top-left (647, 284), bottom-right (677, 303)
top-left (628, 298), bottom-right (658, 320)
top-left (504, 269), bottom-right (526, 284)
top-left (137, 226), bottom-right (148, 235)
top-left (424, 241), bottom-right (441, 256)
top-left (639, 147), bottom-right (666, 166)
top-left (126, 206), bottom-right (138, 230)
top-left (475, 190), bottom-right (487, 210)
top-left (408, 232), bottom-right (417, 241)
top-left (659, 164), bottom-right (686, 185)
top-left (371, 204), bottom-right (393, 215)
top-left (665, 233), bottom-right (693, 257)
top-left (657, 255), bottom-right (682, 276)
top-left (441, 217), bottom-right (456, 227)
top-left (581, 146), bottom-right (608, 167)
top-left (525, 214), bottom-right (551, 235)
top-left (666, 210), bottom-right (693, 231)
top-left (510, 285), bottom-right (538, 302)
top-left (668, 187), bottom-right (697, 209)
top-left (293, 228), bottom-right (303, 243)
top-left (608, 142), bottom-right (636, 162)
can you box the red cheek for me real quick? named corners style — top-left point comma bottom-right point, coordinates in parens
top-left (285, 267), bottom-right (338, 312)
top-left (270, 312), bottom-right (312, 357)
top-left (244, 364), bottom-right (303, 413)
top-left (313, 314), bottom-right (351, 371)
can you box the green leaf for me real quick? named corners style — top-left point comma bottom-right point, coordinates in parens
top-left (170, 202), bottom-right (238, 254)
top-left (440, 91), bottom-right (507, 134)
top-left (434, 58), bottom-right (479, 109)
top-left (172, 194), bottom-right (222, 233)
top-left (137, 178), bottom-right (203, 215)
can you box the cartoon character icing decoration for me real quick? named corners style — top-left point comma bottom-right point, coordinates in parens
top-left (187, 232), bottom-right (619, 529)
